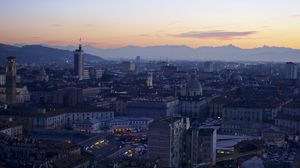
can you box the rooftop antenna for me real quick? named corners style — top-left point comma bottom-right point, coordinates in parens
top-left (79, 37), bottom-right (82, 50)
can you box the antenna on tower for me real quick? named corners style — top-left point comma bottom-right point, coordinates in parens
top-left (79, 38), bottom-right (82, 50)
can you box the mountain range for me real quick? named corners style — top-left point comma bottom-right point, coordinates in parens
top-left (1, 43), bottom-right (300, 63)
top-left (53, 44), bottom-right (300, 62)
top-left (0, 43), bottom-right (104, 65)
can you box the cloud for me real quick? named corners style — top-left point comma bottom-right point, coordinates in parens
top-left (173, 30), bottom-right (257, 40)
top-left (198, 25), bottom-right (228, 30)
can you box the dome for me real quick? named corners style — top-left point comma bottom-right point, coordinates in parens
top-left (180, 70), bottom-right (203, 97)
top-left (186, 79), bottom-right (202, 91)
top-left (185, 78), bottom-right (203, 96)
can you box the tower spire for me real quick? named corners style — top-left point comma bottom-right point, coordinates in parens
top-left (79, 38), bottom-right (82, 50)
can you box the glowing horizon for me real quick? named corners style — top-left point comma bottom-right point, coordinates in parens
top-left (1, 0), bottom-right (300, 49)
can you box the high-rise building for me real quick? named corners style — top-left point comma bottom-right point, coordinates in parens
top-left (184, 128), bottom-right (217, 167)
top-left (285, 62), bottom-right (297, 79)
top-left (5, 57), bottom-right (17, 104)
top-left (74, 43), bottom-right (84, 80)
top-left (148, 118), bottom-right (189, 168)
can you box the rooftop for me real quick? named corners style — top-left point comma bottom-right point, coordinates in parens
top-left (225, 99), bottom-right (282, 108)
top-left (131, 96), bottom-right (176, 102)
top-left (197, 128), bottom-right (215, 136)
top-left (283, 101), bottom-right (300, 109)
top-left (53, 154), bottom-right (90, 168)
top-left (0, 119), bottom-right (22, 130)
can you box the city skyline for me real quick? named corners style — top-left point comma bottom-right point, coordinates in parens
top-left (1, 0), bottom-right (300, 49)
top-left (1, 1), bottom-right (300, 168)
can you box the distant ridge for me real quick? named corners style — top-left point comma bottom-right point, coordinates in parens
top-left (0, 43), bottom-right (104, 64)
top-left (54, 44), bottom-right (300, 62)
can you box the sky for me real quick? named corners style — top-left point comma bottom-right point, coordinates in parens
top-left (1, 0), bottom-right (300, 49)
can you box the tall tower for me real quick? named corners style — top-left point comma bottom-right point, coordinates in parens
top-left (6, 57), bottom-right (17, 104)
top-left (74, 39), bottom-right (84, 80)
top-left (147, 72), bottom-right (153, 88)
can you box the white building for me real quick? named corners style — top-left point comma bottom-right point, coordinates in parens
top-left (31, 108), bottom-right (114, 129)
top-left (0, 121), bottom-right (23, 138)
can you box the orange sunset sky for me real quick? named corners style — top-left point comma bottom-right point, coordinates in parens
top-left (1, 0), bottom-right (300, 49)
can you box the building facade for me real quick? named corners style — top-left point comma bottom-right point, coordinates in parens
top-left (31, 108), bottom-right (114, 129)
top-left (221, 101), bottom-right (282, 135)
top-left (276, 101), bottom-right (300, 135)
top-left (127, 97), bottom-right (178, 119)
top-left (184, 128), bottom-right (217, 167)
top-left (0, 121), bottom-right (23, 138)
top-left (109, 117), bottom-right (153, 133)
top-left (148, 118), bottom-right (189, 168)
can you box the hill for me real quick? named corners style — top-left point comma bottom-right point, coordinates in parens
top-left (0, 43), bottom-right (104, 64)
